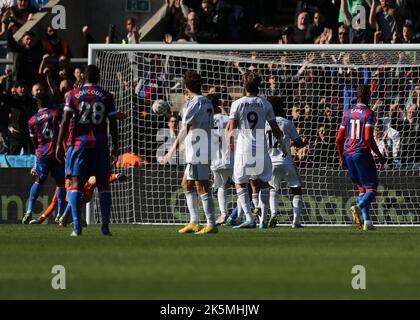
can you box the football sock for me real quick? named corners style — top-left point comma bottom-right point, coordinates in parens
top-left (259, 188), bottom-right (269, 224)
top-left (237, 187), bottom-right (253, 222)
top-left (63, 203), bottom-right (71, 218)
top-left (217, 187), bottom-right (228, 216)
top-left (27, 182), bottom-right (41, 214)
top-left (185, 190), bottom-right (199, 224)
top-left (252, 193), bottom-right (259, 209)
top-left (200, 192), bottom-right (215, 227)
top-left (269, 189), bottom-right (278, 217)
top-left (358, 192), bottom-right (375, 209)
top-left (293, 195), bottom-right (303, 225)
top-left (237, 198), bottom-right (244, 221)
top-left (56, 187), bottom-right (67, 217)
top-left (99, 191), bottom-right (111, 225)
top-left (229, 206), bottom-right (238, 219)
top-left (68, 189), bottom-right (82, 233)
top-left (292, 194), bottom-right (303, 224)
top-left (358, 193), bottom-right (372, 222)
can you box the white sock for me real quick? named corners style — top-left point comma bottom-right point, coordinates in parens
top-left (365, 220), bottom-right (373, 226)
top-left (269, 189), bottom-right (278, 217)
top-left (259, 188), bottom-right (269, 224)
top-left (292, 195), bottom-right (303, 225)
top-left (217, 187), bottom-right (228, 217)
top-left (236, 198), bottom-right (244, 221)
top-left (237, 188), bottom-right (254, 222)
top-left (200, 192), bottom-right (216, 227)
top-left (185, 190), bottom-right (199, 224)
top-left (252, 193), bottom-right (259, 209)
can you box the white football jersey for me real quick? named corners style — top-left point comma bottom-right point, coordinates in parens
top-left (182, 95), bottom-right (213, 164)
top-left (211, 113), bottom-right (233, 170)
top-left (265, 117), bottom-right (300, 166)
top-left (229, 96), bottom-right (276, 155)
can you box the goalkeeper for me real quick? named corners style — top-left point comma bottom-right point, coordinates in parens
top-left (29, 173), bottom-right (127, 225)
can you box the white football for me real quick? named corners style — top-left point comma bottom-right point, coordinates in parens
top-left (152, 99), bottom-right (170, 115)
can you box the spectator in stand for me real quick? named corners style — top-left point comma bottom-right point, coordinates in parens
top-left (0, 131), bottom-right (7, 154)
top-left (73, 67), bottom-right (85, 88)
top-left (160, 114), bottom-right (184, 164)
top-left (0, 6), bottom-right (10, 38)
top-left (6, 0), bottom-right (37, 34)
top-left (370, 0), bottom-right (403, 43)
top-left (311, 124), bottom-right (337, 167)
top-left (390, 104), bottom-right (420, 165)
top-left (104, 24), bottom-right (118, 44)
top-left (340, 0), bottom-right (372, 44)
top-left (301, 103), bottom-right (317, 139)
top-left (264, 74), bottom-right (282, 97)
top-left (0, 71), bottom-right (12, 150)
top-left (279, 25), bottom-right (295, 44)
top-left (293, 11), bottom-right (313, 43)
top-left (41, 26), bottom-right (72, 58)
top-left (176, 11), bottom-right (197, 42)
top-left (196, 0), bottom-right (218, 43)
top-left (307, 11), bottom-right (326, 42)
top-left (82, 26), bottom-right (96, 57)
top-left (7, 82), bottom-right (37, 155)
top-left (404, 0), bottom-right (420, 34)
top-left (163, 0), bottom-right (189, 42)
top-left (292, 126), bottom-right (310, 167)
top-left (296, 0), bottom-right (339, 30)
top-left (40, 54), bottom-right (73, 95)
top-left (337, 24), bottom-right (350, 44)
top-left (8, 30), bottom-right (43, 88)
top-left (123, 17), bottom-right (140, 44)
top-left (402, 22), bottom-right (420, 43)
top-left (318, 99), bottom-right (338, 129)
top-left (57, 65), bottom-right (73, 96)
top-left (291, 104), bottom-right (301, 130)
top-left (374, 120), bottom-right (390, 162)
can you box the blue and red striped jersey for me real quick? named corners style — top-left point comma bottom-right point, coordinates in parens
top-left (64, 84), bottom-right (117, 149)
top-left (28, 107), bottom-right (62, 158)
top-left (340, 103), bottom-right (375, 156)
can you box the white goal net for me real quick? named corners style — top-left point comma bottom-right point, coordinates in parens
top-left (89, 44), bottom-right (420, 226)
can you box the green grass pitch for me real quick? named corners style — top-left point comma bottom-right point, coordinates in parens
top-left (1, 224), bottom-right (419, 300)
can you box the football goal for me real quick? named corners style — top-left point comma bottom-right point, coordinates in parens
top-left (87, 43), bottom-right (420, 226)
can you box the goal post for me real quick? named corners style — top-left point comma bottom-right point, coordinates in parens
top-left (87, 43), bottom-right (420, 226)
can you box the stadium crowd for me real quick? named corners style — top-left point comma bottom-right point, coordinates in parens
top-left (0, 0), bottom-right (419, 169)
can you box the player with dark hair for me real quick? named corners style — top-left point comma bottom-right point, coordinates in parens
top-left (336, 85), bottom-right (386, 230)
top-left (56, 65), bottom-right (119, 236)
top-left (23, 83), bottom-right (66, 224)
top-left (163, 70), bottom-right (217, 234)
top-left (265, 96), bottom-right (307, 228)
top-left (227, 71), bottom-right (287, 229)
top-left (207, 94), bottom-right (235, 225)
